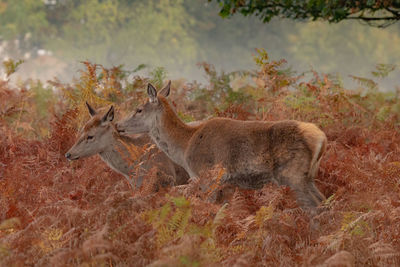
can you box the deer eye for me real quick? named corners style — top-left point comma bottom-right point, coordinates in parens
top-left (136, 108), bottom-right (142, 113)
top-left (87, 135), bottom-right (94, 140)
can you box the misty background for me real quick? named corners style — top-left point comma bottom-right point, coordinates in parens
top-left (0, 0), bottom-right (399, 89)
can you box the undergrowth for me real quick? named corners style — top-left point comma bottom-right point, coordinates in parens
top-left (1, 54), bottom-right (400, 266)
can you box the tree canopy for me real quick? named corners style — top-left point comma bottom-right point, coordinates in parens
top-left (213, 0), bottom-right (400, 27)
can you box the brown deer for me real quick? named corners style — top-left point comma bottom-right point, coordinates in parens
top-left (65, 103), bottom-right (190, 189)
top-left (116, 82), bottom-right (327, 208)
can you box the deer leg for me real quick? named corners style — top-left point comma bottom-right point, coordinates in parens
top-left (290, 183), bottom-right (320, 208)
top-left (274, 170), bottom-right (320, 208)
top-left (309, 182), bottom-right (325, 203)
top-left (136, 175), bottom-right (144, 189)
top-left (275, 159), bottom-right (320, 208)
top-left (278, 150), bottom-right (324, 208)
top-left (124, 174), bottom-right (136, 191)
top-left (208, 183), bottom-right (236, 203)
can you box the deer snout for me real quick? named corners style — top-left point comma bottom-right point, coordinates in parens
top-left (115, 122), bottom-right (126, 133)
top-left (65, 152), bottom-right (79, 160)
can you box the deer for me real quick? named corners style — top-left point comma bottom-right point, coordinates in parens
top-left (65, 102), bottom-right (190, 190)
top-left (116, 81), bottom-right (327, 208)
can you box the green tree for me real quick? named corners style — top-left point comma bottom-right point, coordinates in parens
top-left (0, 0), bottom-right (51, 45)
top-left (286, 21), bottom-right (400, 76)
top-left (212, 0), bottom-right (400, 27)
top-left (45, 0), bottom-right (198, 74)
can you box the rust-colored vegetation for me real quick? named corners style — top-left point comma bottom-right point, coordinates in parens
top-left (1, 52), bottom-right (400, 266)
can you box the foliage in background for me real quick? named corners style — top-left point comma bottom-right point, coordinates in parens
top-left (1, 54), bottom-right (400, 265)
top-left (0, 0), bottom-right (50, 43)
top-left (213, 0), bottom-right (400, 27)
top-left (2, 59), bottom-right (24, 78)
top-left (1, 0), bottom-right (400, 82)
top-left (287, 20), bottom-right (400, 78)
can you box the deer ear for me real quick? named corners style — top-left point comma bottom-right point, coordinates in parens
top-left (86, 102), bottom-right (96, 117)
top-left (159, 80), bottom-right (171, 98)
top-left (147, 83), bottom-right (158, 103)
top-left (102, 105), bottom-right (114, 122)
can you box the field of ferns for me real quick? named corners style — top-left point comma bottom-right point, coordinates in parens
top-left (1, 50), bottom-right (400, 266)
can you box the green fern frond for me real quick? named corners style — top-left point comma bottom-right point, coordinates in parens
top-left (142, 196), bottom-right (193, 247)
top-left (158, 202), bottom-right (171, 225)
top-left (255, 205), bottom-right (274, 228)
top-left (341, 212), bottom-right (371, 237)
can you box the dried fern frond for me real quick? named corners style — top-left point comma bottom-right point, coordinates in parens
top-left (369, 241), bottom-right (400, 265)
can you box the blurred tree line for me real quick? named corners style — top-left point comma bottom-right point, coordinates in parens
top-left (0, 0), bottom-right (399, 82)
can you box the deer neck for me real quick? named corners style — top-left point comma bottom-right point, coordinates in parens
top-left (98, 130), bottom-right (137, 177)
top-left (149, 97), bottom-right (196, 168)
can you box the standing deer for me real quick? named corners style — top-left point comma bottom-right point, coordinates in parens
top-left (65, 103), bottom-right (190, 189)
top-left (116, 82), bottom-right (327, 208)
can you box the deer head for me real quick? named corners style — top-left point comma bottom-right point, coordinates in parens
top-left (65, 102), bottom-right (115, 160)
top-left (116, 81), bottom-right (171, 135)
